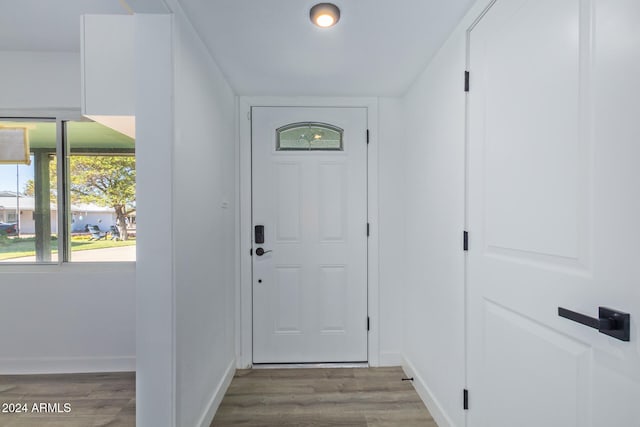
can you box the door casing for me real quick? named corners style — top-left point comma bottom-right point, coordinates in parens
top-left (237, 97), bottom-right (380, 368)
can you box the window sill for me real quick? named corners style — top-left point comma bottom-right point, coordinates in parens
top-left (0, 261), bottom-right (136, 274)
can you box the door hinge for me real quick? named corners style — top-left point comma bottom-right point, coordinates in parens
top-left (463, 231), bottom-right (469, 251)
top-left (464, 71), bottom-right (470, 92)
top-left (366, 129), bottom-right (370, 144)
top-left (367, 222), bottom-right (370, 237)
top-left (463, 389), bottom-right (469, 410)
top-left (249, 248), bottom-right (253, 256)
top-left (367, 316), bottom-right (370, 331)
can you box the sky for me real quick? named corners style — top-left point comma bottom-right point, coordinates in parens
top-left (0, 158), bottom-right (35, 194)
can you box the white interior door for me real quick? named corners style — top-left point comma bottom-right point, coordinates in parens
top-left (252, 106), bottom-right (368, 363)
top-left (467, 0), bottom-right (640, 425)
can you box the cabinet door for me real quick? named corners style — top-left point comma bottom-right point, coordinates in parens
top-left (81, 14), bottom-right (134, 116)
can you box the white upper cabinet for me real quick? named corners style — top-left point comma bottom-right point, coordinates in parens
top-left (81, 15), bottom-right (134, 116)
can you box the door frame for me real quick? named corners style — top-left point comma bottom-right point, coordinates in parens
top-left (463, 0), bottom-right (498, 416)
top-left (237, 97), bottom-right (380, 368)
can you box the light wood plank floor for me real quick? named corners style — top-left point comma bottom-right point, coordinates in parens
top-left (212, 367), bottom-right (437, 427)
top-left (0, 372), bottom-right (135, 427)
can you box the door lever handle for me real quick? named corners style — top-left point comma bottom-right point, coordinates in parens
top-left (558, 306), bottom-right (630, 342)
top-left (255, 247), bottom-right (272, 256)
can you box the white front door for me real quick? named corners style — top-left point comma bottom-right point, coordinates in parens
top-left (251, 106), bottom-right (368, 363)
top-left (467, 0), bottom-right (640, 425)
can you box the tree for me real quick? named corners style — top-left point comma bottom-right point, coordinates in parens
top-left (24, 156), bottom-right (136, 240)
top-left (67, 156), bottom-right (136, 240)
top-left (23, 179), bottom-right (35, 197)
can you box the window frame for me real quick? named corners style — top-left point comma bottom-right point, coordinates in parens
top-left (275, 122), bottom-right (344, 151)
top-left (0, 110), bottom-right (135, 266)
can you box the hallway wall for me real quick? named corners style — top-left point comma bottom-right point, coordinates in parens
top-left (400, 0), bottom-right (492, 426)
top-left (135, 14), bottom-right (175, 426)
top-left (135, 7), bottom-right (238, 427)
top-left (378, 97), bottom-right (406, 365)
top-left (172, 7), bottom-right (237, 427)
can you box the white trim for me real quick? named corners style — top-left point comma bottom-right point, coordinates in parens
top-left (367, 99), bottom-right (380, 366)
top-left (403, 356), bottom-right (456, 427)
top-left (234, 95), bottom-right (243, 367)
top-left (253, 363), bottom-right (369, 369)
top-left (238, 96), bottom-right (380, 368)
top-left (0, 356), bottom-right (135, 375)
top-left (195, 359), bottom-right (235, 427)
top-left (169, 11), bottom-right (178, 427)
top-left (0, 109), bottom-right (84, 121)
top-left (238, 97), bottom-right (252, 369)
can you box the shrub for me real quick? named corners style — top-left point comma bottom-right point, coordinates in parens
top-left (0, 231), bottom-right (9, 247)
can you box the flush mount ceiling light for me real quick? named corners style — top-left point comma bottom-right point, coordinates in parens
top-left (310, 3), bottom-right (340, 28)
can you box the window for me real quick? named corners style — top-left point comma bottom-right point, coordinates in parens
top-left (276, 122), bottom-right (343, 151)
top-left (0, 118), bottom-right (135, 263)
top-left (65, 121), bottom-right (136, 262)
top-left (0, 119), bottom-right (57, 263)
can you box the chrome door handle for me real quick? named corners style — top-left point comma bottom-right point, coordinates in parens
top-left (255, 247), bottom-right (272, 256)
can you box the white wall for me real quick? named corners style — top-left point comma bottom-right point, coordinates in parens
top-left (17, 209), bottom-right (59, 235)
top-left (172, 8), bottom-right (237, 427)
top-left (134, 7), bottom-right (237, 427)
top-left (0, 51), bottom-right (80, 109)
top-left (0, 49), bottom-right (135, 375)
top-left (378, 97), bottom-right (405, 366)
top-left (400, 1), bottom-right (492, 426)
top-left (135, 13), bottom-right (175, 427)
top-left (0, 265), bottom-right (135, 374)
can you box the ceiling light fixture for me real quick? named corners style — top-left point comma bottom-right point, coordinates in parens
top-left (310, 3), bottom-right (340, 28)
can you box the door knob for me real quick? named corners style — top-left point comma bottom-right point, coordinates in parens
top-left (255, 247), bottom-right (272, 256)
top-left (558, 306), bottom-right (630, 341)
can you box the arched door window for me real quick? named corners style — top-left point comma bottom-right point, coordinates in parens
top-left (276, 122), bottom-right (343, 151)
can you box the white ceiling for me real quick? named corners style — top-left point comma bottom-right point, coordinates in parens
top-left (0, 0), bottom-right (475, 96)
top-left (177, 0), bottom-right (476, 96)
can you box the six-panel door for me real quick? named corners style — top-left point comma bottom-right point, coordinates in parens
top-left (252, 106), bottom-right (368, 363)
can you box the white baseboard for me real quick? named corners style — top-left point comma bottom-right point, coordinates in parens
top-left (379, 351), bottom-right (403, 366)
top-left (402, 356), bottom-right (456, 427)
top-left (0, 356), bottom-right (136, 375)
top-left (197, 358), bottom-right (236, 427)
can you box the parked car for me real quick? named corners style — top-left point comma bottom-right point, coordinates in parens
top-left (0, 222), bottom-right (17, 236)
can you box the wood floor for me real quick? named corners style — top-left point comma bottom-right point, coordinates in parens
top-left (0, 372), bottom-right (135, 427)
top-left (212, 367), bottom-right (437, 427)
top-left (0, 367), bottom-right (435, 426)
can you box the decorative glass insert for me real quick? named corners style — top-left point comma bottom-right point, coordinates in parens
top-left (276, 122), bottom-right (343, 151)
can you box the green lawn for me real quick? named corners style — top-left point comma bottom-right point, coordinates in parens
top-left (0, 236), bottom-right (136, 260)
